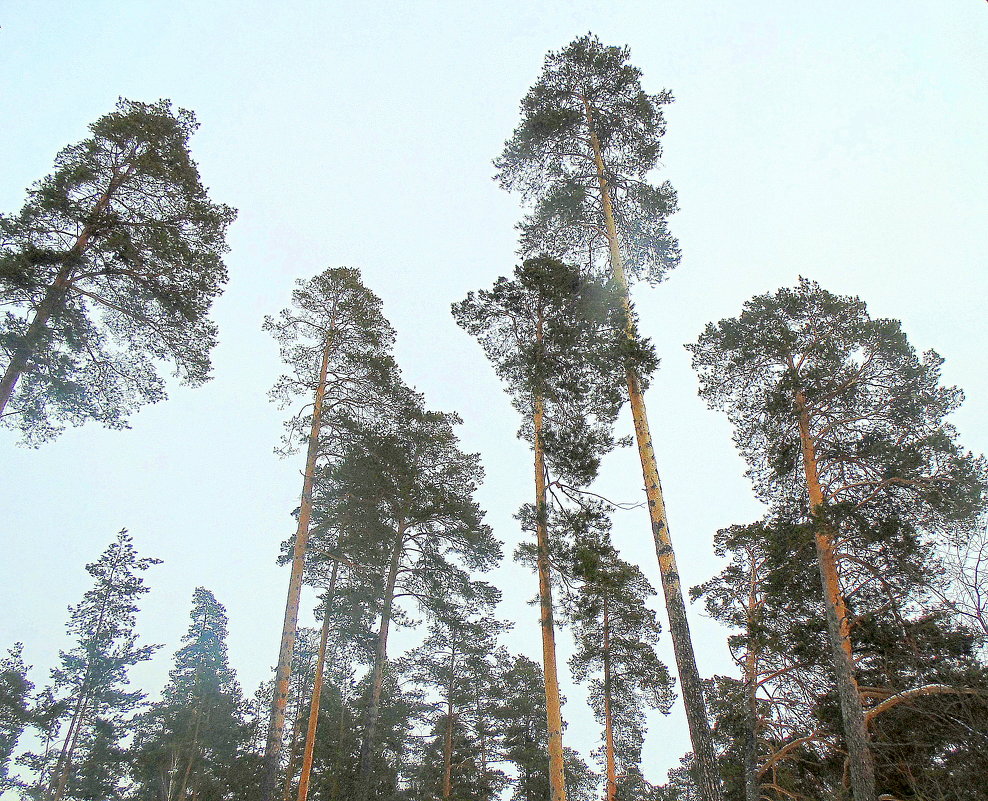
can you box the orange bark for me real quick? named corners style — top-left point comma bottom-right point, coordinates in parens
top-left (582, 95), bottom-right (722, 801)
top-left (261, 338), bottom-right (333, 801)
top-left (534, 392), bottom-right (568, 801)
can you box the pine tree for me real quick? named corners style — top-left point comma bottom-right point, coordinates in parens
top-left (318, 397), bottom-right (500, 801)
top-left (130, 588), bottom-right (254, 801)
top-left (0, 643), bottom-right (33, 793)
top-left (21, 530), bottom-right (159, 801)
top-left (261, 266), bottom-right (400, 801)
top-left (0, 98), bottom-right (236, 443)
top-left (494, 655), bottom-right (599, 801)
top-left (495, 35), bottom-right (721, 800)
top-left (689, 278), bottom-right (988, 800)
top-left (563, 509), bottom-right (675, 801)
top-left (454, 255), bottom-right (637, 801)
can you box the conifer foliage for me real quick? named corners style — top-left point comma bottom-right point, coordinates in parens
top-left (0, 98), bottom-right (236, 443)
top-left (22, 530), bottom-right (159, 801)
top-left (689, 279), bottom-right (988, 800)
top-left (131, 588), bottom-right (254, 801)
top-left (495, 34), bottom-right (721, 801)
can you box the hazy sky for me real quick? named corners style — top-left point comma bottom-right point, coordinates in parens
top-left (2, 0), bottom-right (986, 788)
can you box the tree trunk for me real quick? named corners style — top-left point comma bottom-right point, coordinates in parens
top-left (261, 338), bottom-right (334, 801)
top-left (743, 571), bottom-right (760, 801)
top-left (296, 560), bottom-right (339, 801)
top-left (795, 391), bottom-right (876, 801)
top-left (356, 524), bottom-right (405, 801)
top-left (442, 649), bottom-right (456, 801)
top-left (281, 690), bottom-right (310, 801)
top-left (534, 391), bottom-right (568, 801)
top-left (174, 696), bottom-right (206, 801)
top-left (582, 97), bottom-right (722, 801)
top-left (0, 158), bottom-right (136, 417)
top-left (603, 595), bottom-right (617, 801)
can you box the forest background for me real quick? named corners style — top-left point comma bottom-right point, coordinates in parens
top-left (1, 0), bottom-right (986, 790)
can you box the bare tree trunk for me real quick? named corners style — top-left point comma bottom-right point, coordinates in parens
top-left (603, 595), bottom-right (617, 801)
top-left (261, 338), bottom-right (333, 801)
top-left (795, 391), bottom-right (876, 801)
top-left (357, 525), bottom-right (405, 801)
top-left (582, 97), bottom-right (722, 801)
top-left (296, 560), bottom-right (340, 801)
top-left (534, 390), bottom-right (568, 801)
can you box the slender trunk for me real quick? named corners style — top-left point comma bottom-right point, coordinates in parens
top-left (357, 525), bottom-right (405, 801)
top-left (297, 560), bottom-right (340, 801)
top-left (603, 595), bottom-right (617, 801)
top-left (49, 543), bottom-right (127, 801)
top-left (743, 571), bottom-right (759, 801)
top-left (442, 648), bottom-right (456, 801)
top-left (49, 692), bottom-right (92, 801)
top-left (795, 392), bottom-right (875, 801)
top-left (0, 159), bottom-right (136, 416)
top-left (174, 695), bottom-right (206, 801)
top-left (281, 689), bottom-right (310, 801)
top-left (261, 339), bottom-right (334, 801)
top-left (330, 685), bottom-right (346, 801)
top-left (582, 96), bottom-right (722, 801)
top-left (534, 390), bottom-right (568, 801)
top-left (476, 683), bottom-right (488, 793)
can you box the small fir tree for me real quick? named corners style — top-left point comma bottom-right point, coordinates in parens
top-left (130, 588), bottom-right (254, 801)
top-left (21, 530), bottom-right (159, 801)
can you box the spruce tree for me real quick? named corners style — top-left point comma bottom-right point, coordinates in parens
top-left (0, 98), bottom-right (236, 443)
top-left (21, 530), bottom-right (159, 801)
top-left (0, 644), bottom-right (33, 793)
top-left (130, 588), bottom-right (253, 801)
top-left (689, 279), bottom-right (988, 800)
top-left (495, 35), bottom-right (721, 800)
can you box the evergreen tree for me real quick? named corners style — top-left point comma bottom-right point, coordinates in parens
top-left (0, 643), bottom-right (33, 793)
top-left (454, 255), bottom-right (636, 801)
top-left (563, 509), bottom-right (674, 801)
top-left (21, 530), bottom-right (158, 801)
top-left (261, 266), bottom-right (400, 801)
top-left (318, 397), bottom-right (500, 801)
top-left (494, 655), bottom-right (599, 801)
top-left (130, 588), bottom-right (254, 801)
top-left (403, 611), bottom-right (506, 801)
top-left (689, 279), bottom-right (988, 800)
top-left (0, 98), bottom-right (236, 443)
top-left (495, 35), bottom-right (720, 800)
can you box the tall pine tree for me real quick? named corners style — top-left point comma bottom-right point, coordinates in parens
top-left (0, 99), bottom-right (236, 443)
top-left (495, 35), bottom-right (721, 800)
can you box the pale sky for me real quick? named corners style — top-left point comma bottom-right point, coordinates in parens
top-left (2, 0), bottom-right (987, 789)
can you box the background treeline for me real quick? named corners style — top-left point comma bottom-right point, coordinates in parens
top-left (2, 28), bottom-right (987, 801)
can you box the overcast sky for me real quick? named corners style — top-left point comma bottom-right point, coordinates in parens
top-left (2, 0), bottom-right (987, 788)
